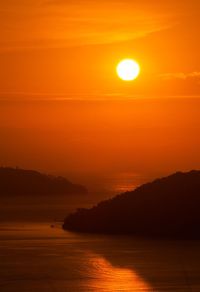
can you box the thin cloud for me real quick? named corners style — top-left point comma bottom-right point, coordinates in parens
top-left (0, 0), bottom-right (174, 52)
top-left (160, 72), bottom-right (200, 80)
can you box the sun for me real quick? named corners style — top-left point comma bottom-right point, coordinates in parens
top-left (117, 59), bottom-right (140, 81)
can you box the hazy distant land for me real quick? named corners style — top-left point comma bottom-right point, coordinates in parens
top-left (63, 170), bottom-right (200, 238)
top-left (0, 167), bottom-right (87, 196)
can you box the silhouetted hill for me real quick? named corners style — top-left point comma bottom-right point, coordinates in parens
top-left (0, 167), bottom-right (87, 195)
top-left (63, 170), bottom-right (200, 238)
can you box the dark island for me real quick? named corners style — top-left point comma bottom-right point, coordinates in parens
top-left (63, 170), bottom-right (200, 238)
top-left (0, 167), bottom-right (87, 196)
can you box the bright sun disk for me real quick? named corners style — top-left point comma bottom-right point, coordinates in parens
top-left (117, 59), bottom-right (140, 81)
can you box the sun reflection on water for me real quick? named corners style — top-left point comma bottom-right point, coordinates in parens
top-left (84, 252), bottom-right (151, 291)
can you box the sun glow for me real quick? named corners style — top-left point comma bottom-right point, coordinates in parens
top-left (117, 59), bottom-right (140, 81)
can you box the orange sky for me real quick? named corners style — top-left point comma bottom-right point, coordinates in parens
top-left (1, 0), bottom-right (200, 97)
top-left (0, 0), bottom-right (200, 182)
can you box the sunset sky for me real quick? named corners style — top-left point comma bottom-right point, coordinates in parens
top-left (0, 0), bottom-right (200, 184)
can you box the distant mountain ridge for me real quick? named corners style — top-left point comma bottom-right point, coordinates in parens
top-left (63, 170), bottom-right (200, 238)
top-left (0, 167), bottom-right (87, 195)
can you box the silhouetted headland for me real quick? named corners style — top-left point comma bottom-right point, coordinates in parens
top-left (0, 167), bottom-right (87, 195)
top-left (63, 170), bottom-right (200, 238)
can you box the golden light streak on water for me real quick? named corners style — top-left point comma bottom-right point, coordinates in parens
top-left (84, 252), bottom-right (151, 291)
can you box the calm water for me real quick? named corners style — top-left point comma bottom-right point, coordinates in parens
top-left (0, 172), bottom-right (145, 222)
top-left (1, 223), bottom-right (200, 291)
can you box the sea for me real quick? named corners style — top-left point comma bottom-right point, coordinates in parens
top-left (1, 223), bottom-right (200, 292)
top-left (1, 173), bottom-right (200, 291)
